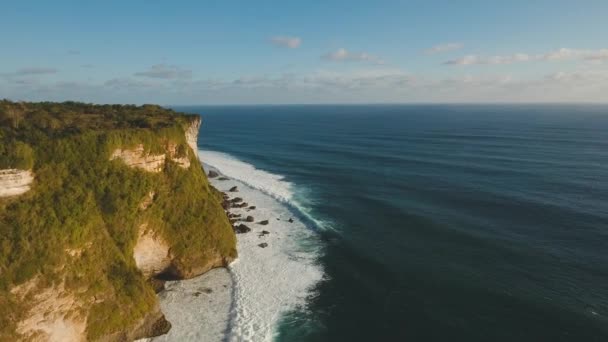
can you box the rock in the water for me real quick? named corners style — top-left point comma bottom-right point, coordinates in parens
top-left (258, 230), bottom-right (270, 237)
top-left (288, 218), bottom-right (294, 223)
top-left (229, 186), bottom-right (238, 192)
top-left (221, 200), bottom-right (230, 210)
top-left (258, 243), bottom-right (268, 248)
top-left (259, 220), bottom-right (269, 225)
top-left (245, 216), bottom-right (254, 222)
top-left (230, 197), bottom-right (243, 203)
top-left (208, 170), bottom-right (219, 178)
top-left (219, 177), bottom-right (229, 181)
top-left (248, 206), bottom-right (256, 210)
top-left (234, 224), bottom-right (251, 234)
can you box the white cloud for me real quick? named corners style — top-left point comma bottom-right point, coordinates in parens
top-left (2, 67), bottom-right (58, 76)
top-left (134, 64), bottom-right (192, 79)
top-left (426, 42), bottom-right (463, 54)
top-left (271, 36), bottom-right (302, 48)
top-left (321, 48), bottom-right (384, 64)
top-left (445, 48), bottom-right (608, 66)
top-left (445, 53), bottom-right (532, 65)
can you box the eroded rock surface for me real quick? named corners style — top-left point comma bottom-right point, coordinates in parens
top-left (0, 169), bottom-right (33, 197)
top-left (12, 279), bottom-right (86, 342)
top-left (133, 224), bottom-right (172, 277)
top-left (111, 145), bottom-right (166, 172)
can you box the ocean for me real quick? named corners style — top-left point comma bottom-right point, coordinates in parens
top-left (174, 104), bottom-right (608, 341)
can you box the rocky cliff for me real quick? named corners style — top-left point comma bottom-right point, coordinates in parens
top-left (0, 101), bottom-right (236, 341)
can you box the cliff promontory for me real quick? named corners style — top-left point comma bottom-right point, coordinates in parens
top-left (0, 101), bottom-right (237, 341)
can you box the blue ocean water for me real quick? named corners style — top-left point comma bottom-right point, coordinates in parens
top-left (175, 104), bottom-right (608, 341)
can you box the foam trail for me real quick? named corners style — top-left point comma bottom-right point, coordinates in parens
top-left (199, 150), bottom-right (294, 202)
top-left (200, 149), bottom-right (325, 341)
top-left (199, 149), bottom-right (335, 233)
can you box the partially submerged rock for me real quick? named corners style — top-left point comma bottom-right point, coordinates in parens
top-left (229, 186), bottom-right (238, 192)
top-left (245, 216), bottom-right (254, 222)
top-left (259, 220), bottom-right (269, 225)
top-left (208, 170), bottom-right (219, 178)
top-left (258, 243), bottom-right (268, 248)
top-left (234, 224), bottom-right (251, 234)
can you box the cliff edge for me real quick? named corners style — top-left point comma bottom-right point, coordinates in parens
top-left (0, 101), bottom-right (237, 341)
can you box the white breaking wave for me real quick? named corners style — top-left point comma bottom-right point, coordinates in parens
top-left (200, 149), bottom-right (325, 341)
top-left (199, 149), bottom-right (336, 233)
top-left (199, 150), bottom-right (294, 203)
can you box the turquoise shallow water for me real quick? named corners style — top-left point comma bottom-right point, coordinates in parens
top-left (175, 104), bottom-right (608, 341)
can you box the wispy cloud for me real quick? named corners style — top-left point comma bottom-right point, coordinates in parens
top-left (134, 64), bottom-right (192, 79)
top-left (105, 78), bottom-right (159, 89)
top-left (3, 67), bottom-right (58, 76)
top-left (445, 48), bottom-right (608, 66)
top-left (426, 42), bottom-right (463, 54)
top-left (321, 48), bottom-right (384, 64)
top-left (271, 36), bottom-right (302, 48)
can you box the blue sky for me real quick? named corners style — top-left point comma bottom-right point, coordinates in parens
top-left (2, 0), bottom-right (608, 104)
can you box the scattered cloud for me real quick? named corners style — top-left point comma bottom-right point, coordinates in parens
top-left (271, 36), bottom-right (302, 48)
top-left (2, 67), bottom-right (58, 77)
top-left (302, 69), bottom-right (412, 90)
top-left (134, 64), bottom-right (192, 79)
top-left (321, 48), bottom-right (384, 64)
top-left (445, 48), bottom-right (608, 66)
top-left (426, 42), bottom-right (463, 54)
top-left (104, 78), bottom-right (160, 89)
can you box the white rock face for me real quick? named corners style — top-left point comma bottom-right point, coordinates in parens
top-left (167, 142), bottom-right (190, 169)
top-left (111, 145), bottom-right (166, 172)
top-left (133, 223), bottom-right (172, 277)
top-left (0, 169), bottom-right (34, 197)
top-left (185, 118), bottom-right (201, 160)
top-left (111, 121), bottom-right (199, 172)
top-left (12, 279), bottom-right (86, 342)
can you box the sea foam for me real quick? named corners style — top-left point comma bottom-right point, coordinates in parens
top-left (199, 150), bottom-right (294, 203)
top-left (200, 149), bottom-right (325, 341)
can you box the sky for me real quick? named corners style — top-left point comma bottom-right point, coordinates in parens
top-left (1, 0), bottom-right (608, 104)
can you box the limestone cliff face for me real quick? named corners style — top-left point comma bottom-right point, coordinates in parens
top-left (110, 140), bottom-right (195, 172)
top-left (110, 146), bottom-right (166, 173)
top-left (185, 117), bottom-right (201, 160)
top-left (0, 102), bottom-right (235, 342)
top-left (133, 223), bottom-right (172, 278)
top-left (0, 169), bottom-right (33, 197)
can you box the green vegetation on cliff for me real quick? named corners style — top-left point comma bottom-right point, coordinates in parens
top-left (0, 100), bottom-right (236, 340)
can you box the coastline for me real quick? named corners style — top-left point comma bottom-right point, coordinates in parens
top-left (146, 151), bottom-right (323, 341)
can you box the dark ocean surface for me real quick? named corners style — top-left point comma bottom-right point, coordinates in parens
top-left (175, 104), bottom-right (608, 341)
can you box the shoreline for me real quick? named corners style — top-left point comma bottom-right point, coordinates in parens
top-left (146, 153), bottom-right (323, 341)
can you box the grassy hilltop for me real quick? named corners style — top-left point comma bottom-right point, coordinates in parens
top-left (0, 101), bottom-right (236, 340)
